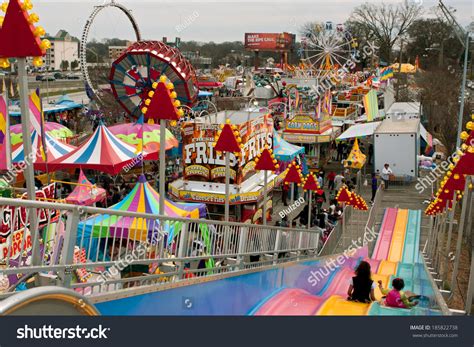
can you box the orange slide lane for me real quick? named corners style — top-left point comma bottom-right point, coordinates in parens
top-left (387, 209), bottom-right (409, 263)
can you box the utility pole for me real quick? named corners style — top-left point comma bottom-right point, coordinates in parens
top-left (395, 39), bottom-right (403, 101)
top-left (437, 0), bottom-right (471, 149)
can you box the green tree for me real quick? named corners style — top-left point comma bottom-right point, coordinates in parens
top-left (60, 60), bottom-right (69, 71)
top-left (404, 19), bottom-right (463, 70)
top-left (70, 60), bottom-right (79, 70)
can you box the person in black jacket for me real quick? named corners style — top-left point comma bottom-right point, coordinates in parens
top-left (347, 261), bottom-right (376, 303)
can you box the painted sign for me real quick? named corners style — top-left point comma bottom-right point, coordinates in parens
top-left (182, 115), bottom-right (273, 184)
top-left (0, 183), bottom-right (57, 241)
top-left (285, 114), bottom-right (332, 135)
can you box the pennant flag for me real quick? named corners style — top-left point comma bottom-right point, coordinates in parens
top-left (363, 89), bottom-right (378, 122)
top-left (135, 117), bottom-right (144, 154)
top-left (380, 67), bottom-right (394, 81)
top-left (29, 89), bottom-right (47, 161)
top-left (0, 95), bottom-right (11, 170)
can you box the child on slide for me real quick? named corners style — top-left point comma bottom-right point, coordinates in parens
top-left (347, 261), bottom-right (376, 303)
top-left (378, 278), bottom-right (418, 309)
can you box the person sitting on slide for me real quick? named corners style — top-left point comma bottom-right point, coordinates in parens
top-left (347, 261), bottom-right (376, 303)
top-left (378, 278), bottom-right (418, 309)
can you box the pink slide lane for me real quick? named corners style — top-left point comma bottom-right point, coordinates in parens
top-left (255, 268), bottom-right (354, 315)
top-left (372, 208), bottom-right (398, 260)
top-left (254, 289), bottom-right (325, 315)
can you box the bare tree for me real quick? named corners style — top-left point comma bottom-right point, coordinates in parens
top-left (347, 2), bottom-right (421, 62)
top-left (417, 67), bottom-right (470, 154)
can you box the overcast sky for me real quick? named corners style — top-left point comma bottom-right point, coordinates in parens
top-left (32, 0), bottom-right (473, 42)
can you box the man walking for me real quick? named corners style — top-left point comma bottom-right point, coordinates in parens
top-left (381, 163), bottom-right (393, 190)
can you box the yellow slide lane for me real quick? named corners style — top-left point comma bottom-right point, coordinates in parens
top-left (316, 295), bottom-right (371, 316)
top-left (377, 260), bottom-right (398, 276)
top-left (372, 274), bottom-right (391, 300)
top-left (387, 209), bottom-right (409, 263)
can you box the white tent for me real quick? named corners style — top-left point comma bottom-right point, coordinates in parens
top-left (337, 121), bottom-right (382, 140)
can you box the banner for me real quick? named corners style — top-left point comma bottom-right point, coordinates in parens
top-left (0, 94), bottom-right (11, 170)
top-left (363, 89), bottom-right (379, 122)
top-left (182, 115), bottom-right (273, 184)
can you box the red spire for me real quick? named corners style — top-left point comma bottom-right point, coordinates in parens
top-left (336, 187), bottom-right (351, 203)
top-left (255, 148), bottom-right (278, 171)
top-left (303, 173), bottom-right (319, 191)
top-left (453, 149), bottom-right (474, 175)
top-left (283, 163), bottom-right (302, 184)
top-left (214, 123), bottom-right (241, 153)
top-left (143, 81), bottom-right (180, 121)
top-left (0, 0), bottom-right (45, 58)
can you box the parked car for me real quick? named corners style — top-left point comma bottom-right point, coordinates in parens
top-left (66, 73), bottom-right (81, 80)
top-left (53, 72), bottom-right (65, 79)
top-left (41, 75), bottom-right (56, 82)
top-left (35, 75), bottom-right (44, 81)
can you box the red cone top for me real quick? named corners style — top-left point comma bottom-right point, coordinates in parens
top-left (283, 164), bottom-right (302, 184)
top-left (145, 82), bottom-right (180, 121)
top-left (0, 0), bottom-right (45, 58)
top-left (303, 173), bottom-right (319, 191)
top-left (443, 174), bottom-right (466, 191)
top-left (215, 123), bottom-right (241, 153)
top-left (453, 149), bottom-right (474, 175)
top-left (255, 148), bottom-right (277, 171)
top-left (336, 187), bottom-right (351, 203)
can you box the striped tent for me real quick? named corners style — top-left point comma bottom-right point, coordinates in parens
top-left (12, 130), bottom-right (76, 171)
top-left (273, 130), bottom-right (305, 162)
top-left (48, 124), bottom-right (158, 174)
top-left (78, 175), bottom-right (206, 242)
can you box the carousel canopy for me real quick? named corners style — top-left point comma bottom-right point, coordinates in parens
top-left (78, 175), bottom-right (206, 242)
top-left (65, 170), bottom-right (107, 206)
top-left (108, 115), bottom-right (179, 153)
top-left (12, 130), bottom-right (76, 170)
top-left (10, 122), bottom-right (74, 145)
top-left (48, 124), bottom-right (158, 174)
top-left (273, 130), bottom-right (304, 162)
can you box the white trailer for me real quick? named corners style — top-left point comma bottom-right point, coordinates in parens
top-left (374, 119), bottom-right (420, 179)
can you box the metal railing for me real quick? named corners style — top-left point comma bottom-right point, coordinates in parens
top-left (363, 185), bottom-right (384, 254)
top-left (0, 197), bottom-right (320, 296)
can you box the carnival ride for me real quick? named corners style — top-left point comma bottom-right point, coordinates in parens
top-left (301, 22), bottom-right (356, 78)
top-left (80, 0), bottom-right (141, 101)
top-left (109, 41), bottom-right (199, 119)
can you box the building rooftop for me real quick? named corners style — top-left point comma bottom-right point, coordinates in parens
top-left (374, 118), bottom-right (420, 134)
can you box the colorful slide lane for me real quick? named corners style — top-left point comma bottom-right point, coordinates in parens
top-left (252, 208), bottom-right (441, 316)
top-left (95, 208), bottom-right (442, 316)
top-left (372, 208), bottom-right (398, 260)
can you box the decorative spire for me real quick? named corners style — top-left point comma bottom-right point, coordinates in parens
top-left (283, 161), bottom-right (303, 185)
top-left (0, 0), bottom-right (50, 67)
top-left (141, 75), bottom-right (183, 121)
top-left (213, 119), bottom-right (243, 153)
top-left (302, 173), bottom-right (319, 191)
top-left (255, 146), bottom-right (278, 171)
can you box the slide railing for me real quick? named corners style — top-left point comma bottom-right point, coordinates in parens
top-left (0, 197), bottom-right (320, 296)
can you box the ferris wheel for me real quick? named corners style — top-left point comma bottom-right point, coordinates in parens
top-left (301, 22), bottom-right (356, 78)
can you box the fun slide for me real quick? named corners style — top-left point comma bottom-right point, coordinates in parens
top-left (372, 208), bottom-right (398, 260)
